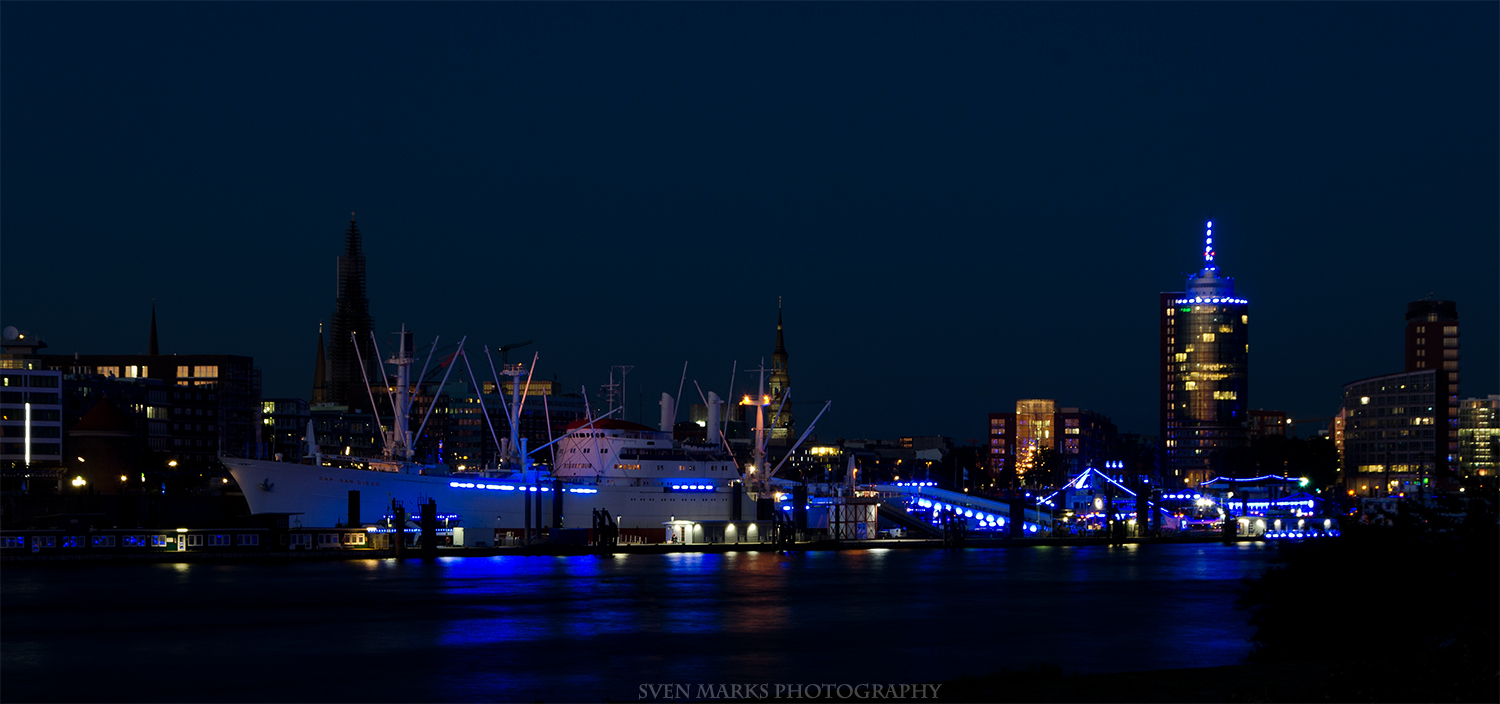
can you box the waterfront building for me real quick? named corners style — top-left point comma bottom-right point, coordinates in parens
top-left (1160, 221), bottom-right (1250, 487)
top-left (1057, 408), bottom-right (1116, 479)
top-left (1, 329), bottom-right (63, 471)
top-left (43, 353), bottom-right (259, 464)
top-left (1015, 398), bottom-right (1056, 483)
top-left (1458, 396), bottom-right (1498, 477)
top-left (1403, 299), bottom-right (1460, 481)
top-left (1340, 369), bottom-right (1438, 497)
top-left (988, 401), bottom-right (1118, 487)
top-left (326, 215), bottom-right (377, 410)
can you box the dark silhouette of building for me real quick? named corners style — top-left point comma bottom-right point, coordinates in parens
top-left (1248, 409), bottom-right (1290, 439)
top-left (326, 215), bottom-right (376, 410)
top-left (1160, 221), bottom-right (1249, 488)
top-left (1404, 299), bottom-right (1460, 481)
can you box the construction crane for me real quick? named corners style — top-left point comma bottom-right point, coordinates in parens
top-left (496, 340), bottom-right (532, 365)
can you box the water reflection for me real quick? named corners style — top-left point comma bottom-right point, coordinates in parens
top-left (3, 544), bottom-right (1272, 703)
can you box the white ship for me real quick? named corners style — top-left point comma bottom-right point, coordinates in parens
top-left (223, 329), bottom-right (828, 544)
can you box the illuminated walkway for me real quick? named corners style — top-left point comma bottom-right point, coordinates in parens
top-left (869, 483), bottom-right (1053, 534)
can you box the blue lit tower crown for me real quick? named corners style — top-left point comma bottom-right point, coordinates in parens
top-left (1159, 222), bottom-right (1250, 487)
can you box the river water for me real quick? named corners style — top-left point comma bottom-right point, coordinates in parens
top-left (2, 543), bottom-right (1274, 702)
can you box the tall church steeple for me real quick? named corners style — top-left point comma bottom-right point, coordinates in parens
top-left (770, 298), bottom-right (789, 396)
top-left (768, 298), bottom-right (793, 444)
top-left (327, 213), bottom-right (376, 409)
top-left (311, 323), bottom-right (329, 405)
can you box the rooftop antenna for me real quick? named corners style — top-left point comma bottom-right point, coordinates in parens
top-left (1203, 220), bottom-right (1215, 269)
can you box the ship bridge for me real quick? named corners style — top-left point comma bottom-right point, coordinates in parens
top-left (867, 483), bottom-right (1054, 534)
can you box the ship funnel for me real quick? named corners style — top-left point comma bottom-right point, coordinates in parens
top-left (660, 392), bottom-right (675, 432)
top-left (707, 392), bottom-right (722, 445)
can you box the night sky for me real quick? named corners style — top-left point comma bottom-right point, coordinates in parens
top-left (3, 3), bottom-right (1495, 443)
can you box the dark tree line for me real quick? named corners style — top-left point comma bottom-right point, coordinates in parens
top-left (1211, 434), bottom-right (1340, 488)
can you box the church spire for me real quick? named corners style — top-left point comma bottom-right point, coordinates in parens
top-left (148, 301), bottom-right (159, 356)
top-left (328, 212), bottom-right (375, 409)
top-left (768, 299), bottom-right (793, 444)
top-left (311, 323), bottom-right (328, 405)
top-left (774, 296), bottom-right (786, 355)
top-left (345, 212), bottom-right (363, 256)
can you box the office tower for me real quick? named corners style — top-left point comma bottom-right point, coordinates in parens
top-left (1458, 396), bottom-right (1498, 477)
top-left (1341, 370), bottom-right (1439, 497)
top-left (1404, 300), bottom-right (1459, 481)
top-left (1160, 221), bottom-right (1250, 487)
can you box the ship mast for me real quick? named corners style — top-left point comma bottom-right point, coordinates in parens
top-left (501, 362), bottom-right (526, 464)
top-left (388, 326), bottom-right (415, 461)
top-left (746, 359), bottom-right (772, 497)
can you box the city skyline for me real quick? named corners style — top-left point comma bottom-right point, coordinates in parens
top-left (2, 3), bottom-right (1495, 441)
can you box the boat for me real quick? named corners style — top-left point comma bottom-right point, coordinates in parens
top-left (223, 329), bottom-right (829, 544)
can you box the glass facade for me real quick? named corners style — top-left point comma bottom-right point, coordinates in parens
top-left (1164, 298), bottom-right (1249, 484)
top-left (1458, 396), bottom-right (1498, 477)
top-left (1341, 370), bottom-right (1438, 496)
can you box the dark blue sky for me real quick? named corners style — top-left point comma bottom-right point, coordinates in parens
top-left (4, 3), bottom-right (1496, 442)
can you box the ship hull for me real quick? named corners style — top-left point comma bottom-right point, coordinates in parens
top-left (223, 457), bottom-right (749, 538)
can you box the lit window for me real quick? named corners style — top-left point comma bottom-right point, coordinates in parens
top-left (96, 366), bottom-right (120, 377)
top-left (1241, 315), bottom-right (1248, 325)
top-left (1201, 333), bottom-right (1215, 342)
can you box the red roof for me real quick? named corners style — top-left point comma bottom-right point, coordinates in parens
top-left (564, 418), bottom-right (657, 432)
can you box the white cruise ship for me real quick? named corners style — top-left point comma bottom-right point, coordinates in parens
top-left (225, 329), bottom-right (824, 544)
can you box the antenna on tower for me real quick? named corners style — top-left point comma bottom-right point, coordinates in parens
top-left (1203, 220), bottom-right (1215, 268)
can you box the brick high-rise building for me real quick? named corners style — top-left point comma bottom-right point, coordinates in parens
top-left (1403, 299), bottom-right (1459, 482)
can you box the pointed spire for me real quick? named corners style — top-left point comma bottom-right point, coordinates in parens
top-left (148, 300), bottom-right (160, 356)
top-left (345, 212), bottom-right (363, 256)
top-left (312, 323), bottom-right (328, 405)
top-left (774, 297), bottom-right (786, 353)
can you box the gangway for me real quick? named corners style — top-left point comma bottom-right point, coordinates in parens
top-left (876, 502), bottom-right (944, 538)
top-left (870, 483), bottom-right (1052, 533)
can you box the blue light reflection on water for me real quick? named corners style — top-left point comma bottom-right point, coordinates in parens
top-left (2, 543), bottom-right (1273, 702)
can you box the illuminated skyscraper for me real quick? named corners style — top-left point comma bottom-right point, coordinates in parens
top-left (1160, 221), bottom-right (1250, 487)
